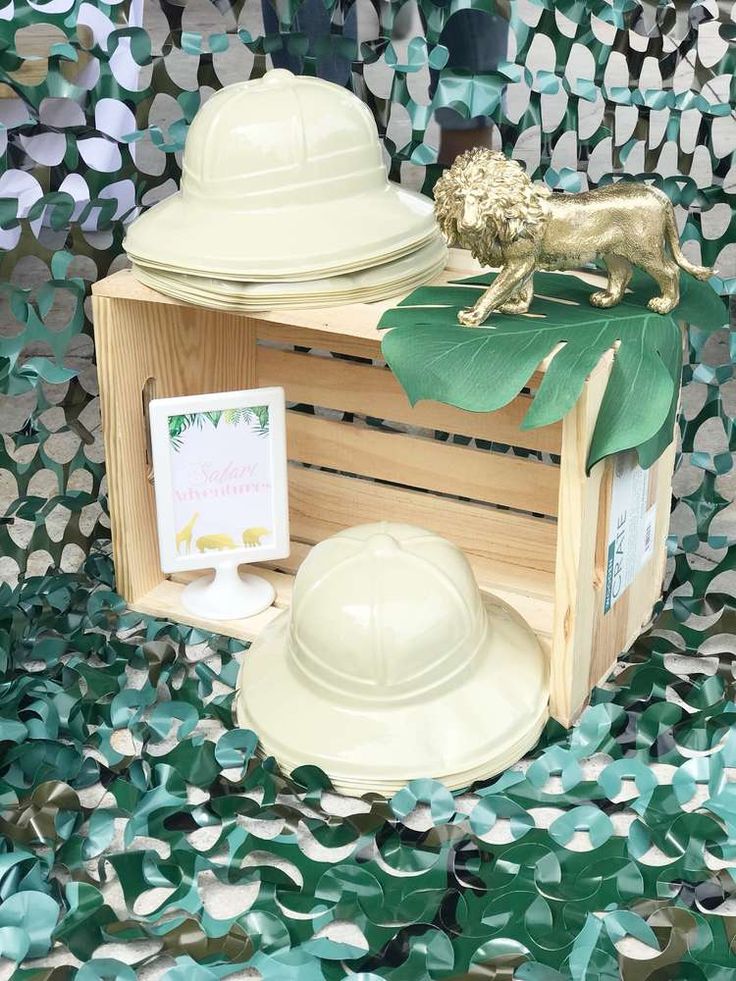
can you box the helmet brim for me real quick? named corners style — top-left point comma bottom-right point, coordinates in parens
top-left (130, 235), bottom-right (447, 311)
top-left (124, 182), bottom-right (438, 282)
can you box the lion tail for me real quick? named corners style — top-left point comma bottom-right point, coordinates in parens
top-left (664, 204), bottom-right (713, 281)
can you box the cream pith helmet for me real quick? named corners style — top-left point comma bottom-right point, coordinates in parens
top-left (124, 70), bottom-right (439, 281)
top-left (237, 523), bottom-right (549, 795)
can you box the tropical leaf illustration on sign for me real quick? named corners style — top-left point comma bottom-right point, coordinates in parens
top-left (167, 405), bottom-right (270, 450)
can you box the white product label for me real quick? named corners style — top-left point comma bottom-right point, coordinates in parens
top-left (603, 452), bottom-right (656, 613)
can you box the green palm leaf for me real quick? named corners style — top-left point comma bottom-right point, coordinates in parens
top-left (168, 414), bottom-right (191, 443)
top-left (379, 270), bottom-right (726, 471)
top-left (220, 405), bottom-right (270, 434)
top-left (168, 411), bottom-right (208, 449)
top-left (250, 404), bottom-right (270, 436)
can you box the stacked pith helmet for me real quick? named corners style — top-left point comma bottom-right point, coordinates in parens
top-left (237, 523), bottom-right (549, 796)
top-left (124, 70), bottom-right (446, 310)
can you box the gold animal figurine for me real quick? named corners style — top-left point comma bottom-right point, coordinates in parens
top-left (196, 533), bottom-right (237, 552)
top-left (242, 527), bottom-right (269, 547)
top-left (175, 511), bottom-right (199, 553)
top-left (433, 148), bottom-right (712, 327)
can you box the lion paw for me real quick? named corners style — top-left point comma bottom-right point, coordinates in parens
top-left (458, 307), bottom-right (485, 327)
top-left (499, 300), bottom-right (531, 315)
top-left (647, 295), bottom-right (677, 315)
top-left (589, 291), bottom-right (620, 309)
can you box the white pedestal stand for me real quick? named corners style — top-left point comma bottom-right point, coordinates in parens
top-left (181, 561), bottom-right (275, 621)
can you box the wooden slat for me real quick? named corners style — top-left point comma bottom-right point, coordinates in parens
top-left (286, 413), bottom-right (560, 516)
top-left (258, 346), bottom-right (561, 454)
top-left (286, 465), bottom-right (556, 574)
top-left (256, 322), bottom-right (380, 359)
top-left (262, 538), bottom-right (553, 599)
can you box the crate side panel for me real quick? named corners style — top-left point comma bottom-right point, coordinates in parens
top-left (93, 295), bottom-right (256, 602)
top-left (549, 353), bottom-right (614, 726)
top-left (94, 295), bottom-right (160, 602)
top-left (588, 430), bottom-right (677, 690)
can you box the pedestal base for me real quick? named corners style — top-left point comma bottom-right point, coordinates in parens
top-left (181, 563), bottom-right (275, 621)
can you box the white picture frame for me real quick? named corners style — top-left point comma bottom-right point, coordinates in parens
top-left (148, 387), bottom-right (289, 619)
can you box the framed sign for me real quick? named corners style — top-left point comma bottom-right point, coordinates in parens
top-left (149, 387), bottom-right (289, 620)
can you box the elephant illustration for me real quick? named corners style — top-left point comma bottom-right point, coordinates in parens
top-left (242, 526), bottom-right (270, 547)
top-left (196, 533), bottom-right (237, 552)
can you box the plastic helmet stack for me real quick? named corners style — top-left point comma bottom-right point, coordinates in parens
top-left (124, 70), bottom-right (446, 311)
top-left (237, 523), bottom-right (549, 796)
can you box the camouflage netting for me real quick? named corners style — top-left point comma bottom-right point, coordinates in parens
top-left (1, 0), bottom-right (735, 580)
top-left (1, 0), bottom-right (736, 977)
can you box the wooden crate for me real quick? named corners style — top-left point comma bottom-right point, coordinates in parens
top-left (91, 253), bottom-right (676, 727)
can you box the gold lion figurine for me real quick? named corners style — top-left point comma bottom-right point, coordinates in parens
top-left (433, 148), bottom-right (712, 327)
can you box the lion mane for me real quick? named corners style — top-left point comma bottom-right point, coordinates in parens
top-left (433, 149), bottom-right (551, 262)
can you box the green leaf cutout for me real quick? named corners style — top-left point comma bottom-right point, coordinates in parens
top-left (379, 270), bottom-right (726, 472)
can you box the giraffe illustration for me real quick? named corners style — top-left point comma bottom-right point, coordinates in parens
top-left (176, 511), bottom-right (199, 553)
